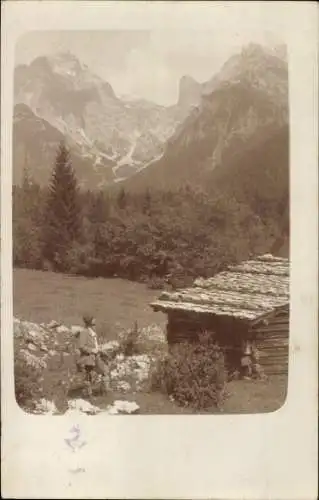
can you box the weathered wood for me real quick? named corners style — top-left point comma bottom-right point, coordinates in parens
top-left (260, 359), bottom-right (288, 364)
top-left (255, 254), bottom-right (289, 263)
top-left (260, 351), bottom-right (288, 355)
top-left (258, 343), bottom-right (288, 348)
top-left (154, 254), bottom-right (290, 377)
top-left (258, 346), bottom-right (289, 352)
top-left (160, 289), bottom-right (288, 312)
top-left (228, 261), bottom-right (289, 277)
top-left (259, 356), bottom-right (288, 362)
top-left (152, 254), bottom-right (289, 321)
top-left (255, 327), bottom-right (289, 334)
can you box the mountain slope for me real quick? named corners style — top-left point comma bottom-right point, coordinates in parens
top-left (209, 124), bottom-right (289, 216)
top-left (203, 43), bottom-right (288, 107)
top-left (210, 124), bottom-right (290, 258)
top-left (124, 43), bottom-right (288, 192)
top-left (13, 103), bottom-right (116, 188)
top-left (126, 85), bottom-right (288, 191)
top-left (14, 52), bottom-right (189, 185)
top-left (13, 44), bottom-right (288, 189)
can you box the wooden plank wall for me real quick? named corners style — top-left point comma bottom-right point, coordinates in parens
top-left (166, 312), bottom-right (246, 372)
top-left (252, 312), bottom-right (289, 376)
top-left (166, 310), bottom-right (289, 376)
top-left (166, 314), bottom-right (200, 345)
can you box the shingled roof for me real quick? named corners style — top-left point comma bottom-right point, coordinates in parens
top-left (151, 254), bottom-right (289, 322)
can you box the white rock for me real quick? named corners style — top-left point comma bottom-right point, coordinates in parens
top-left (20, 350), bottom-right (47, 369)
top-left (24, 321), bottom-right (44, 333)
top-left (67, 399), bottom-right (101, 415)
top-left (27, 343), bottom-right (37, 351)
top-left (110, 369), bottom-right (118, 379)
top-left (47, 320), bottom-right (60, 329)
top-left (34, 398), bottom-right (57, 415)
top-left (112, 400), bottom-right (139, 414)
top-left (26, 330), bottom-right (43, 341)
top-left (56, 325), bottom-right (70, 334)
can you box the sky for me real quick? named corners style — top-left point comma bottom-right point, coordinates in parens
top-left (15, 28), bottom-right (284, 106)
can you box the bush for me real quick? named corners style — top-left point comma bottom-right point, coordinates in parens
top-left (147, 276), bottom-right (166, 290)
top-left (119, 321), bottom-right (141, 357)
top-left (14, 339), bottom-right (72, 413)
top-left (150, 332), bottom-right (228, 410)
top-left (15, 354), bottom-right (43, 410)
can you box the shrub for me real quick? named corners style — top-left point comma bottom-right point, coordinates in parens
top-left (14, 340), bottom-right (72, 414)
top-left (147, 276), bottom-right (166, 290)
top-left (150, 332), bottom-right (228, 410)
top-left (119, 321), bottom-right (141, 357)
top-left (14, 354), bottom-right (43, 411)
top-left (63, 242), bottom-right (95, 275)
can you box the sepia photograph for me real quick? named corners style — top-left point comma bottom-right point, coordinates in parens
top-left (2, 2), bottom-right (318, 499)
top-left (12, 27), bottom-right (291, 417)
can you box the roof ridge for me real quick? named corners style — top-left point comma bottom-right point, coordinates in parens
top-left (193, 283), bottom-right (289, 297)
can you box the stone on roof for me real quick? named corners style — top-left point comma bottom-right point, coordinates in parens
top-left (151, 254), bottom-right (289, 321)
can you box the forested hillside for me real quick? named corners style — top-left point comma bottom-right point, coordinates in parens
top-left (13, 124), bottom-right (289, 289)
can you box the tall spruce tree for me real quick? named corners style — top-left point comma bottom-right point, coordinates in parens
top-left (42, 142), bottom-right (81, 270)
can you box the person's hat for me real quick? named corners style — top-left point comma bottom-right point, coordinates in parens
top-left (83, 314), bottom-right (95, 327)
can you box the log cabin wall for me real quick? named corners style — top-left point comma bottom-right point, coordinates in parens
top-left (249, 309), bottom-right (289, 376)
top-left (151, 255), bottom-right (290, 375)
top-left (166, 312), bottom-right (223, 345)
top-left (166, 311), bottom-right (250, 372)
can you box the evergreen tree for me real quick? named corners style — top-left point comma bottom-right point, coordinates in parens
top-left (117, 187), bottom-right (127, 209)
top-left (89, 189), bottom-right (110, 223)
top-left (142, 188), bottom-right (152, 214)
top-left (22, 164), bottom-right (32, 192)
top-left (42, 142), bottom-right (81, 270)
top-left (21, 153), bottom-right (34, 216)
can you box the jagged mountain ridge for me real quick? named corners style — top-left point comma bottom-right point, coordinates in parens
top-left (14, 51), bottom-right (196, 185)
top-left (202, 43), bottom-right (288, 106)
top-left (13, 43), bottom-right (288, 188)
top-left (125, 43), bottom-right (289, 191)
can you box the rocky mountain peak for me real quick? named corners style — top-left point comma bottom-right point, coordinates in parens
top-left (202, 42), bottom-right (288, 106)
top-left (48, 51), bottom-right (83, 76)
top-left (13, 42), bottom-right (288, 189)
top-left (178, 74), bottom-right (201, 108)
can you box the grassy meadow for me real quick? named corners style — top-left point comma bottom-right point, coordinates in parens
top-left (13, 268), bottom-right (166, 340)
top-left (13, 267), bottom-right (288, 414)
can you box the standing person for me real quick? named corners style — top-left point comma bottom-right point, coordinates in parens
top-left (76, 314), bottom-right (99, 396)
top-left (251, 345), bottom-right (266, 380)
top-left (240, 339), bottom-right (253, 379)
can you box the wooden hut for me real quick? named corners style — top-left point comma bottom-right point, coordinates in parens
top-left (151, 254), bottom-right (290, 376)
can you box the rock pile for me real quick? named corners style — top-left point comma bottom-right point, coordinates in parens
top-left (14, 316), bottom-right (165, 415)
top-left (14, 316), bottom-right (75, 370)
top-left (33, 397), bottom-right (140, 416)
top-left (109, 353), bottom-right (153, 392)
